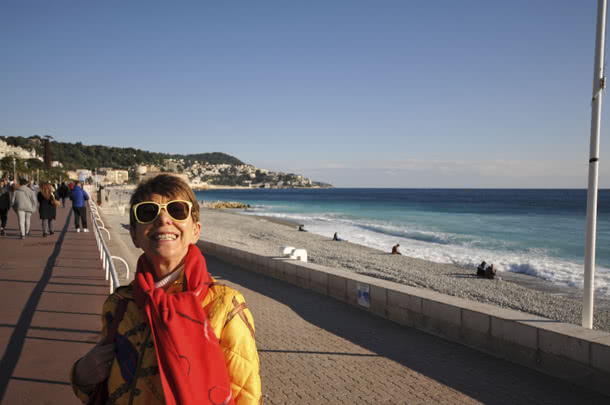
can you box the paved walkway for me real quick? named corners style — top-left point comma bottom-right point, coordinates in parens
top-left (0, 204), bottom-right (107, 404)
top-left (206, 256), bottom-right (609, 405)
top-left (1, 203), bottom-right (609, 404)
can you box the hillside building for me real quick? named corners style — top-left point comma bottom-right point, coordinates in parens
top-left (0, 139), bottom-right (40, 160)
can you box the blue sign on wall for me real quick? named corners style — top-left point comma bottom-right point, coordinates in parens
top-left (357, 283), bottom-right (370, 308)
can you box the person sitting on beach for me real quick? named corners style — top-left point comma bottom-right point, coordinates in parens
top-left (392, 243), bottom-right (402, 255)
top-left (476, 261), bottom-right (487, 277)
top-left (333, 232), bottom-right (344, 241)
top-left (298, 224), bottom-right (307, 232)
top-left (485, 263), bottom-right (496, 279)
top-left (71, 174), bottom-right (262, 405)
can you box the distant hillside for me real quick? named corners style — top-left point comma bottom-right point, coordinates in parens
top-left (179, 153), bottom-right (243, 166)
top-left (0, 136), bottom-right (243, 170)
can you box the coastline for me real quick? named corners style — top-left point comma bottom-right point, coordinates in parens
top-left (199, 208), bottom-right (610, 332)
top-left (100, 187), bottom-right (610, 332)
top-left (251, 211), bottom-right (601, 301)
top-left (192, 185), bottom-right (331, 190)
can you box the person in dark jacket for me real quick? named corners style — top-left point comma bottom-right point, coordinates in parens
top-left (70, 181), bottom-right (89, 232)
top-left (57, 182), bottom-right (70, 208)
top-left (0, 179), bottom-right (10, 236)
top-left (37, 182), bottom-right (58, 237)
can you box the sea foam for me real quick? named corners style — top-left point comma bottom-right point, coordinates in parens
top-left (243, 210), bottom-right (610, 296)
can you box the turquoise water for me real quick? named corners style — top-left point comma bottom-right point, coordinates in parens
top-left (196, 188), bottom-right (610, 295)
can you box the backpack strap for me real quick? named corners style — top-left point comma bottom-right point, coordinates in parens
top-left (105, 298), bottom-right (128, 342)
top-left (225, 296), bottom-right (255, 339)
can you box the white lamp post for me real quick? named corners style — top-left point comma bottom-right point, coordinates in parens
top-left (583, 0), bottom-right (608, 329)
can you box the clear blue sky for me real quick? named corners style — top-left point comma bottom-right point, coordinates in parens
top-left (1, 1), bottom-right (608, 187)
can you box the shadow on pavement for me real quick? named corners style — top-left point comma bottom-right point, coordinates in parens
top-left (0, 211), bottom-right (72, 401)
top-left (204, 255), bottom-right (608, 405)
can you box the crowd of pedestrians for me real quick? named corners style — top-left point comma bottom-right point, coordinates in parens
top-left (0, 178), bottom-right (90, 238)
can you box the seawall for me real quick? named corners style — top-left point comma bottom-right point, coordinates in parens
top-left (197, 239), bottom-right (610, 397)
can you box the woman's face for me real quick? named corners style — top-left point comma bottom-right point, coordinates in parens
top-left (130, 193), bottom-right (201, 277)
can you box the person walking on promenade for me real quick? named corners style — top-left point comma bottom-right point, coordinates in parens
top-left (57, 182), bottom-right (69, 208)
top-left (70, 181), bottom-right (89, 232)
top-left (70, 174), bottom-right (262, 405)
top-left (11, 178), bottom-right (37, 239)
top-left (37, 182), bottom-right (58, 237)
top-left (0, 179), bottom-right (11, 236)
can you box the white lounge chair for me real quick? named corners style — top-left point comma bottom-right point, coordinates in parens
top-left (280, 246), bottom-right (296, 257)
top-left (291, 249), bottom-right (308, 263)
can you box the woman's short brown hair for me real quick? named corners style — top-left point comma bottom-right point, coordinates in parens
top-left (129, 174), bottom-right (200, 228)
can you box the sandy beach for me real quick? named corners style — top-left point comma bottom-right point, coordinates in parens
top-left (99, 186), bottom-right (610, 332)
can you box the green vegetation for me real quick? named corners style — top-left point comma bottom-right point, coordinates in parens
top-left (1, 136), bottom-right (244, 170)
top-left (211, 166), bottom-right (253, 186)
top-left (0, 136), bottom-right (331, 187)
top-left (181, 153), bottom-right (243, 166)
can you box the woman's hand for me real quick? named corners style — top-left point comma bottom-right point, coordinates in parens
top-left (73, 339), bottom-right (116, 387)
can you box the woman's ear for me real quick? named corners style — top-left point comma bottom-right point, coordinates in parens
top-left (192, 222), bottom-right (202, 242)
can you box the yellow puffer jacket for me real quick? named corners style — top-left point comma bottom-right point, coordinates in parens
top-left (70, 275), bottom-right (262, 405)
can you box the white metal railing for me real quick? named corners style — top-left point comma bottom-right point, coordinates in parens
top-left (88, 198), bottom-right (122, 293)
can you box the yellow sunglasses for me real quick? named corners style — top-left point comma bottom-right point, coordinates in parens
top-left (132, 200), bottom-right (193, 224)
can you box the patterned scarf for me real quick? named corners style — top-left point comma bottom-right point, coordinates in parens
top-left (133, 244), bottom-right (235, 405)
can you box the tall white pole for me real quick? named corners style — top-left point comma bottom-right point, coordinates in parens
top-left (583, 0), bottom-right (608, 329)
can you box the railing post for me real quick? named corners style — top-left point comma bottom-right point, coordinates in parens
top-left (87, 197), bottom-right (122, 293)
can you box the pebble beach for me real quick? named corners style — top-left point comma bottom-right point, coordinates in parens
top-left (101, 186), bottom-right (610, 332)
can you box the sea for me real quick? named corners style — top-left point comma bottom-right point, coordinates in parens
top-left (195, 188), bottom-right (610, 296)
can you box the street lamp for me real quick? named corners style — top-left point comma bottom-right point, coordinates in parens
top-left (12, 156), bottom-right (16, 183)
top-left (43, 135), bottom-right (53, 182)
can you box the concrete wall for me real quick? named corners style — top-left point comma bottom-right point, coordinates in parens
top-left (197, 240), bottom-right (610, 397)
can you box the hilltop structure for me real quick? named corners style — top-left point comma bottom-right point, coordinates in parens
top-left (0, 139), bottom-right (39, 160)
top-left (134, 160), bottom-right (324, 189)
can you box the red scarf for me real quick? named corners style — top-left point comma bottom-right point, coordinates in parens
top-left (133, 244), bottom-right (235, 405)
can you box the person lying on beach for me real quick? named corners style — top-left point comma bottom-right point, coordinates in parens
top-left (71, 174), bottom-right (262, 405)
top-left (391, 243), bottom-right (402, 255)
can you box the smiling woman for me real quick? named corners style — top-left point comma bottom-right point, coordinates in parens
top-left (70, 174), bottom-right (262, 405)
top-left (128, 182), bottom-right (202, 278)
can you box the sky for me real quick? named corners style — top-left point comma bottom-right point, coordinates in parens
top-left (1, 1), bottom-right (609, 188)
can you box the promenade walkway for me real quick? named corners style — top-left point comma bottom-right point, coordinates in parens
top-left (0, 204), bottom-right (106, 404)
top-left (206, 255), bottom-right (609, 405)
top-left (1, 202), bottom-right (609, 404)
